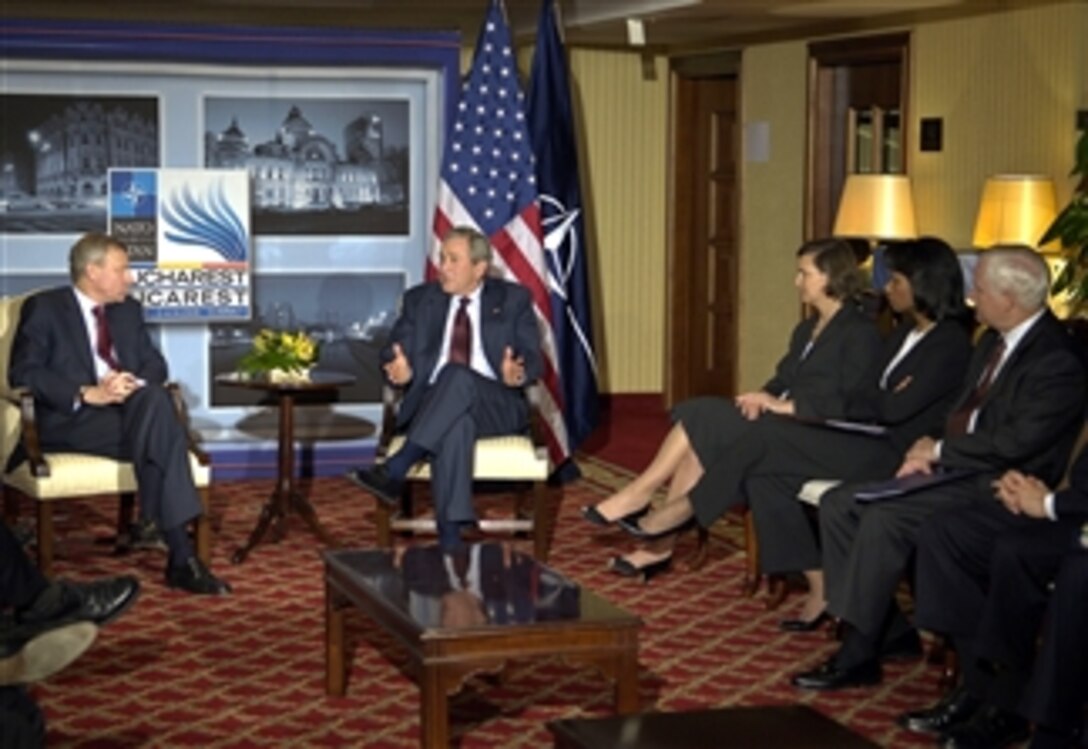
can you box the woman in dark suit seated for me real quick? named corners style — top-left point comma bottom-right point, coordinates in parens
top-left (739, 237), bottom-right (973, 627)
top-left (582, 238), bottom-right (882, 579)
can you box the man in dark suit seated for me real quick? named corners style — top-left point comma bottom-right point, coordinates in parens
top-left (7, 232), bottom-right (229, 595)
top-left (792, 247), bottom-right (1086, 691)
top-left (1, 520), bottom-right (139, 748)
top-left (898, 444), bottom-right (1088, 748)
top-left (348, 226), bottom-right (543, 551)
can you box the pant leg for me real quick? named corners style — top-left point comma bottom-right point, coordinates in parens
top-left (746, 475), bottom-right (818, 574)
top-left (405, 365), bottom-right (528, 524)
top-left (824, 478), bottom-right (979, 641)
top-left (0, 687), bottom-right (44, 749)
top-left (35, 386), bottom-right (201, 532)
top-left (820, 483), bottom-right (865, 620)
top-left (914, 502), bottom-right (1036, 638)
top-left (1020, 549), bottom-right (1088, 733)
top-left (119, 386), bottom-right (202, 531)
top-left (973, 522), bottom-right (1075, 673)
top-left (0, 523), bottom-right (48, 610)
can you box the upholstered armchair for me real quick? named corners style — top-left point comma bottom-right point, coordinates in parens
top-left (1, 291), bottom-right (212, 576)
top-left (371, 384), bottom-right (552, 560)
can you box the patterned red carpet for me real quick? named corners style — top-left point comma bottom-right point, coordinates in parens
top-left (16, 456), bottom-right (943, 748)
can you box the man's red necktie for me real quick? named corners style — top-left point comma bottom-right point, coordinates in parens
top-left (448, 297), bottom-right (472, 366)
top-left (945, 338), bottom-right (1006, 437)
top-left (92, 305), bottom-right (121, 371)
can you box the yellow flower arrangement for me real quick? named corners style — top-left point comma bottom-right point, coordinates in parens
top-left (238, 329), bottom-right (319, 381)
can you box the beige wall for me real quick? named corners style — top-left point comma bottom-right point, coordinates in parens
top-left (912, 1), bottom-right (1084, 244)
top-left (737, 41), bottom-right (809, 391)
top-left (567, 49), bottom-right (668, 393)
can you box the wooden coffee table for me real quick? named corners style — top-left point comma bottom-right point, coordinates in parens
top-left (324, 544), bottom-right (643, 749)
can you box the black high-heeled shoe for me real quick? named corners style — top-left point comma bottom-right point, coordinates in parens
top-left (580, 504), bottom-right (648, 528)
top-left (608, 553), bottom-right (672, 583)
top-left (779, 610), bottom-right (830, 632)
top-left (617, 512), bottom-right (695, 542)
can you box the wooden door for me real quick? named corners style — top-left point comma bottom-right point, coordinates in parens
top-left (807, 34), bottom-right (909, 240)
top-left (666, 74), bottom-right (739, 406)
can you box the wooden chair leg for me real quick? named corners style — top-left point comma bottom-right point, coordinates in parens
top-left (36, 501), bottom-right (55, 577)
top-left (682, 527), bottom-right (710, 571)
top-left (764, 575), bottom-right (789, 610)
top-left (740, 510), bottom-right (761, 597)
top-left (3, 487), bottom-right (19, 524)
top-left (113, 491), bottom-right (137, 553)
top-left (375, 501), bottom-right (392, 547)
top-left (117, 492), bottom-right (136, 533)
top-left (531, 481), bottom-right (548, 561)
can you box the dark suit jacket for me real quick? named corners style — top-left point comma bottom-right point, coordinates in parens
top-left (937, 311), bottom-right (1086, 488)
top-left (383, 277), bottom-right (542, 429)
top-left (867, 319), bottom-right (972, 452)
top-left (1055, 445), bottom-right (1088, 519)
top-left (762, 302), bottom-right (881, 422)
top-left (9, 287), bottom-right (167, 443)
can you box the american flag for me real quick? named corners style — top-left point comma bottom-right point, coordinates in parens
top-left (429, 0), bottom-right (569, 466)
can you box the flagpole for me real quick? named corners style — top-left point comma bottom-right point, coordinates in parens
top-left (550, 0), bottom-right (565, 46)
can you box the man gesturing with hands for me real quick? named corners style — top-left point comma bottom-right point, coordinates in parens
top-left (348, 226), bottom-right (542, 551)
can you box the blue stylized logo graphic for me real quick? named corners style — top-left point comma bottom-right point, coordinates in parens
top-left (161, 178), bottom-right (249, 262)
top-left (111, 170), bottom-right (157, 218)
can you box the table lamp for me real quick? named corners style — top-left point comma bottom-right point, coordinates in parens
top-left (832, 173), bottom-right (918, 287)
top-left (972, 174), bottom-right (1058, 251)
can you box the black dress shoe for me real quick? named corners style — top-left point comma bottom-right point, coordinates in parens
top-left (166, 558), bottom-right (232, 595)
top-left (897, 685), bottom-right (981, 734)
top-left (345, 465), bottom-right (403, 507)
top-left (791, 657), bottom-right (882, 690)
top-left (126, 519), bottom-right (168, 552)
top-left (880, 628), bottom-right (924, 661)
top-left (939, 704), bottom-right (1030, 749)
top-left (780, 610), bottom-right (830, 632)
top-left (17, 576), bottom-right (140, 629)
top-left (1028, 724), bottom-right (1083, 749)
top-left (608, 553), bottom-right (672, 583)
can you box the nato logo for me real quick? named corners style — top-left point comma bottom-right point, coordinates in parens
top-left (110, 170), bottom-right (157, 218)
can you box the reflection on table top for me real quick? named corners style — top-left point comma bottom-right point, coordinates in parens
top-left (215, 370), bottom-right (356, 391)
top-left (325, 543), bottom-right (639, 632)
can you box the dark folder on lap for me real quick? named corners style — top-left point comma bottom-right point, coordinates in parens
top-left (854, 467), bottom-right (976, 502)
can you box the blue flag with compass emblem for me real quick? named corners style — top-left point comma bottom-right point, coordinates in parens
top-left (527, 0), bottom-right (600, 458)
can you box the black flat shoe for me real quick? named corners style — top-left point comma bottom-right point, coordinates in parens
top-left (617, 513), bottom-right (695, 542)
top-left (608, 554), bottom-right (672, 583)
top-left (580, 505), bottom-right (648, 527)
top-left (346, 465), bottom-right (403, 507)
top-left (779, 610), bottom-right (830, 632)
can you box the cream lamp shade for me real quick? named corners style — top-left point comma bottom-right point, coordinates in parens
top-left (832, 174), bottom-right (918, 240)
top-left (972, 174), bottom-right (1058, 251)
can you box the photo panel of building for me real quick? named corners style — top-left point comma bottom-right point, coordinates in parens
top-left (203, 96), bottom-right (409, 236)
top-left (0, 94), bottom-right (160, 233)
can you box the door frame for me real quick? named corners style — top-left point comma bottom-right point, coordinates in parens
top-left (664, 52), bottom-right (741, 407)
